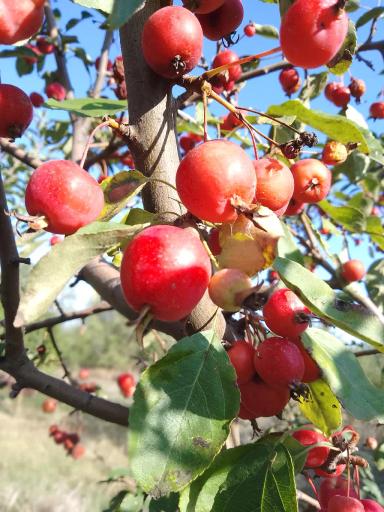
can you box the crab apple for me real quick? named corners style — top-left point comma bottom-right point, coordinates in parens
top-left (370, 102), bottom-right (384, 120)
top-left (78, 368), bottom-right (90, 380)
top-left (244, 23), bottom-right (256, 37)
top-left (120, 225), bottom-right (211, 322)
top-left (291, 338), bottom-right (321, 382)
top-left (273, 201), bottom-right (290, 217)
top-left (319, 475), bottom-right (359, 509)
top-left (253, 157), bottom-right (294, 212)
top-left (36, 36), bottom-right (54, 54)
top-left (29, 91), bottom-right (44, 107)
top-left (220, 112), bottom-right (242, 131)
top-left (25, 160), bottom-right (105, 235)
top-left (341, 259), bottom-right (366, 282)
top-left (227, 340), bottom-right (256, 384)
top-left (0, 84), bottom-right (33, 139)
top-left (325, 82), bottom-right (340, 102)
top-left (284, 198), bottom-right (305, 216)
top-left (360, 499), bottom-right (384, 512)
top-left (365, 436), bottom-right (378, 450)
top-left (45, 82), bottom-right (67, 101)
top-left (349, 78), bottom-right (366, 102)
top-left (0, 0), bottom-right (45, 45)
top-left (176, 140), bottom-right (256, 223)
top-left (49, 235), bottom-right (63, 246)
top-left (263, 288), bottom-right (311, 338)
top-left (279, 67), bottom-right (301, 95)
top-left (53, 430), bottom-right (66, 444)
top-left (291, 159), bottom-right (332, 204)
top-left (238, 378), bottom-right (290, 419)
top-left (120, 152), bottom-right (134, 167)
top-left (95, 56), bottom-right (113, 71)
top-left (196, 0), bottom-right (244, 41)
top-left (208, 268), bottom-right (253, 312)
top-left (253, 337), bottom-right (305, 388)
top-left (142, 6), bottom-right (203, 79)
top-left (292, 429), bottom-right (330, 468)
top-left (117, 372), bottom-right (136, 398)
top-left (182, 0), bottom-right (225, 14)
top-left (315, 463), bottom-right (346, 478)
top-left (322, 141), bottom-right (348, 165)
top-left (23, 43), bottom-right (41, 64)
top-left (207, 228), bottom-right (222, 256)
top-left (328, 496), bottom-right (364, 512)
top-left (179, 133), bottom-right (203, 153)
top-left (71, 444), bottom-right (85, 459)
top-left (42, 398), bottom-right (57, 413)
top-left (212, 50), bottom-right (242, 88)
top-left (279, 0), bottom-right (348, 69)
top-left (112, 55), bottom-right (125, 82)
top-left (332, 84), bottom-right (350, 107)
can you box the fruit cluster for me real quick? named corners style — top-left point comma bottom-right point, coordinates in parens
top-left (48, 424), bottom-right (85, 459)
top-left (117, 372), bottom-right (136, 398)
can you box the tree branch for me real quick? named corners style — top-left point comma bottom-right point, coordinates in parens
top-left (0, 138), bottom-right (42, 169)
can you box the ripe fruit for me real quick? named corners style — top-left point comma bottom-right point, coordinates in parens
top-left (279, 67), bottom-right (301, 95)
top-left (244, 23), bottom-right (256, 37)
top-left (332, 84), bottom-right (351, 107)
top-left (291, 159), bottom-right (332, 203)
top-left (238, 378), bottom-right (290, 419)
top-left (263, 288), bottom-right (311, 338)
top-left (370, 102), bottom-right (384, 120)
top-left (253, 157), bottom-right (294, 211)
top-left (207, 228), bottom-right (221, 255)
top-left (284, 198), bottom-right (305, 216)
top-left (328, 495), bottom-right (364, 512)
top-left (280, 0), bottom-right (348, 69)
top-left (292, 429), bottom-right (330, 468)
top-left (36, 36), bottom-right (54, 54)
top-left (176, 140), bottom-right (256, 223)
top-left (179, 133), bottom-right (203, 153)
top-left (25, 160), bottom-right (105, 235)
top-left (0, 0), bottom-right (45, 45)
top-left (120, 225), bottom-right (211, 322)
top-left (253, 337), bottom-right (305, 388)
top-left (24, 44), bottom-right (41, 64)
top-left (208, 268), bottom-right (253, 312)
top-left (0, 84), bottom-right (33, 139)
top-left (71, 443), bottom-right (85, 459)
top-left (212, 50), bottom-right (242, 88)
top-left (341, 259), bottom-right (366, 282)
top-left (227, 340), bottom-right (256, 384)
top-left (78, 368), bottom-right (90, 380)
top-left (196, 0), bottom-right (244, 41)
top-left (322, 141), bottom-right (348, 165)
top-left (117, 372), bottom-right (136, 398)
top-left (42, 398), bottom-right (57, 413)
top-left (29, 91), bottom-right (44, 107)
top-left (360, 499), bottom-right (384, 512)
top-left (325, 82), bottom-right (340, 102)
top-left (220, 112), bottom-right (242, 131)
top-left (319, 476), bottom-right (359, 509)
top-left (95, 56), bottom-right (113, 71)
top-left (349, 78), bottom-right (366, 102)
top-left (49, 235), bottom-right (63, 246)
top-left (120, 152), bottom-right (134, 167)
top-left (315, 463), bottom-right (346, 478)
top-left (142, 6), bottom-right (203, 78)
top-left (45, 82), bottom-right (67, 101)
top-left (182, 0), bottom-right (225, 14)
top-left (291, 338), bottom-right (321, 383)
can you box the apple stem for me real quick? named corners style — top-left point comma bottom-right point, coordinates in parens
top-left (79, 120), bottom-right (111, 170)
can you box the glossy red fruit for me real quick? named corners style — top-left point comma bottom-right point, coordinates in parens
top-left (332, 84), bottom-right (350, 107)
top-left (322, 141), bottom-right (348, 165)
top-left (36, 36), bottom-right (54, 54)
top-left (209, 268), bottom-right (253, 312)
top-left (279, 67), bottom-right (301, 95)
top-left (370, 102), bottom-right (384, 120)
top-left (212, 50), bottom-right (242, 87)
top-left (0, 0), bottom-right (45, 45)
top-left (349, 78), bottom-right (366, 102)
top-left (319, 475), bottom-right (359, 509)
top-left (263, 288), bottom-right (311, 338)
top-left (142, 6), bottom-right (203, 79)
top-left (291, 159), bottom-right (332, 203)
top-left (42, 398), bottom-right (57, 413)
top-left (280, 0), bottom-right (348, 69)
top-left (45, 82), bottom-right (67, 101)
top-left (176, 140), bottom-right (256, 223)
top-left (253, 337), bottom-right (305, 388)
top-left (315, 463), bottom-right (346, 478)
top-left (341, 259), bottom-right (366, 282)
top-left (360, 499), bottom-right (384, 512)
top-left (25, 160), bottom-right (104, 235)
top-left (253, 158), bottom-right (294, 212)
top-left (120, 225), bottom-right (211, 322)
top-left (196, 0), bottom-right (244, 41)
top-left (291, 338), bottom-right (321, 383)
top-left (284, 198), bottom-right (305, 216)
top-left (325, 82), bottom-right (340, 102)
top-left (328, 495), bottom-right (364, 512)
top-left (244, 23), bottom-right (256, 37)
top-left (238, 378), bottom-right (290, 419)
top-left (220, 112), bottom-right (242, 131)
top-left (179, 133), bottom-right (203, 153)
top-left (182, 0), bottom-right (225, 14)
top-left (292, 429), bottom-right (330, 468)
top-left (227, 340), bottom-right (256, 384)
top-left (0, 84), bottom-right (33, 139)
top-left (117, 372), bottom-right (136, 397)
top-left (29, 91), bottom-right (44, 107)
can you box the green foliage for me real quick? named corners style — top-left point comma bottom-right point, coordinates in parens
top-left (99, 171), bottom-right (147, 221)
top-left (45, 98), bottom-right (128, 117)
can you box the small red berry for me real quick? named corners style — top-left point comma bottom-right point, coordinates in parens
top-left (370, 102), bottom-right (384, 120)
top-left (45, 82), bottom-right (67, 101)
top-left (117, 372), bottom-right (136, 398)
top-left (244, 23), bottom-right (256, 37)
top-left (196, 0), bottom-right (244, 41)
top-left (238, 378), bottom-right (290, 419)
top-left (341, 259), bottom-right (366, 282)
top-left (0, 84), bottom-right (33, 139)
top-left (29, 92), bottom-right (44, 108)
top-left (292, 429), bottom-right (330, 468)
top-left (291, 159), bottom-right (332, 204)
top-left (227, 340), bottom-right (256, 385)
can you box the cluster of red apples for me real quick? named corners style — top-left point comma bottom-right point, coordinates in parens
top-left (49, 424), bottom-right (85, 459)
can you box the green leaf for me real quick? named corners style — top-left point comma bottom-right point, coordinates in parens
top-left (273, 257), bottom-right (384, 349)
top-left (356, 7), bottom-right (384, 28)
top-left (107, 0), bottom-right (145, 29)
top-left (366, 259), bottom-right (384, 314)
top-left (327, 20), bottom-right (357, 75)
top-left (45, 98), bottom-right (127, 117)
top-left (254, 24), bottom-right (279, 39)
top-left (317, 200), bottom-right (366, 232)
top-left (180, 437), bottom-right (297, 512)
top-left (298, 379), bottom-right (342, 436)
top-left (128, 331), bottom-right (240, 497)
top-left (277, 223), bottom-right (305, 265)
top-left (123, 208), bottom-right (155, 226)
top-left (299, 72), bottom-right (328, 102)
top-left (72, 0), bottom-right (113, 14)
top-left (302, 329), bottom-right (384, 422)
top-left (332, 150), bottom-right (371, 181)
top-left (15, 222), bottom-right (145, 327)
top-left (268, 100), bottom-right (370, 154)
top-left (99, 171), bottom-right (147, 221)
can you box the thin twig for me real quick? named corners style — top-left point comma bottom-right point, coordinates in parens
top-left (47, 327), bottom-right (76, 384)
